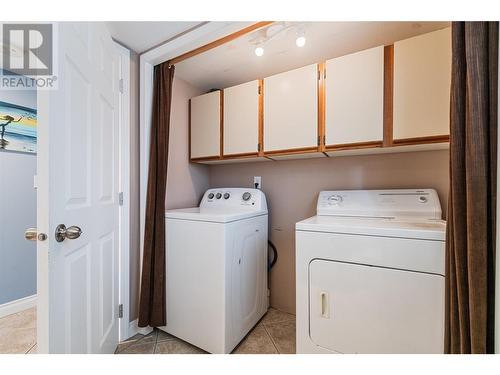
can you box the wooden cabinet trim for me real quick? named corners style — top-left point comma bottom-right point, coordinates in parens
top-left (383, 44), bottom-right (394, 147)
top-left (318, 62), bottom-right (326, 151)
top-left (221, 87), bottom-right (225, 155)
top-left (325, 141), bottom-right (383, 152)
top-left (392, 135), bottom-right (449, 146)
top-left (263, 146), bottom-right (320, 157)
top-left (258, 79), bottom-right (264, 156)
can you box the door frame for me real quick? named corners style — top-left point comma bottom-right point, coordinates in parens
top-left (115, 41), bottom-right (131, 342)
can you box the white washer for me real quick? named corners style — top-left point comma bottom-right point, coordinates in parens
top-left (296, 189), bottom-right (446, 354)
top-left (163, 188), bottom-right (268, 354)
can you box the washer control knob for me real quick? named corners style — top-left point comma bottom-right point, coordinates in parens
top-left (327, 195), bottom-right (343, 205)
top-left (208, 193), bottom-right (214, 199)
top-left (418, 196), bottom-right (428, 203)
top-left (242, 192), bottom-right (252, 201)
top-left (216, 192), bottom-right (222, 199)
top-left (224, 192), bottom-right (230, 200)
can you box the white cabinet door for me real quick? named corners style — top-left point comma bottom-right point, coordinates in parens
top-left (264, 64), bottom-right (318, 152)
top-left (393, 27), bottom-right (451, 140)
top-left (309, 259), bottom-right (445, 354)
top-left (190, 91), bottom-right (221, 159)
top-left (223, 80), bottom-right (260, 155)
top-left (325, 46), bottom-right (384, 146)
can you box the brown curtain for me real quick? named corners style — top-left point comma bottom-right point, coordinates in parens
top-left (445, 22), bottom-right (498, 354)
top-left (138, 62), bottom-right (175, 327)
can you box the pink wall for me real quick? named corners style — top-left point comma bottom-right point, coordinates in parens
top-left (166, 77), bottom-right (210, 210)
top-left (209, 150), bottom-right (449, 314)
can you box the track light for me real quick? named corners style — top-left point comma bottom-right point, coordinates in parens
top-left (254, 45), bottom-right (264, 57)
top-left (296, 29), bottom-right (306, 48)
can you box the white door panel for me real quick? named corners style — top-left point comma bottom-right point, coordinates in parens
top-left (223, 80), bottom-right (259, 155)
top-left (38, 22), bottom-right (120, 354)
top-left (325, 46), bottom-right (384, 145)
top-left (190, 91), bottom-right (221, 158)
top-left (309, 259), bottom-right (445, 353)
top-left (393, 28), bottom-right (451, 140)
top-left (264, 64), bottom-right (318, 151)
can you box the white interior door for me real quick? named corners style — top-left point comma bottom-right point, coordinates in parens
top-left (37, 22), bottom-right (120, 354)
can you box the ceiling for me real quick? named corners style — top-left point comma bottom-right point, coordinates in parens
top-left (107, 21), bottom-right (205, 53)
top-left (174, 21), bottom-right (450, 92)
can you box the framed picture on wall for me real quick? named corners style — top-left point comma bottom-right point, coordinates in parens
top-left (0, 69), bottom-right (37, 154)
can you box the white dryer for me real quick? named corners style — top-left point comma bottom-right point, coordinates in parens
top-left (163, 188), bottom-right (268, 354)
top-left (296, 189), bottom-right (446, 354)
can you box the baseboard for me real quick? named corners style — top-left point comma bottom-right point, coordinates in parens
top-left (127, 319), bottom-right (153, 339)
top-left (0, 294), bottom-right (37, 319)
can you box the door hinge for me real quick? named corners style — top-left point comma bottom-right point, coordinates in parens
top-left (323, 135), bottom-right (326, 145)
top-left (257, 143), bottom-right (261, 152)
top-left (118, 304), bottom-right (123, 319)
top-left (119, 78), bottom-right (124, 94)
top-left (324, 70), bottom-right (326, 80)
top-left (317, 135), bottom-right (321, 146)
top-left (258, 85), bottom-right (261, 95)
top-left (118, 192), bottom-right (124, 206)
top-left (317, 70), bottom-right (320, 80)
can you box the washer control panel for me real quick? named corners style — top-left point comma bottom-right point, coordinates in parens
top-left (201, 188), bottom-right (267, 211)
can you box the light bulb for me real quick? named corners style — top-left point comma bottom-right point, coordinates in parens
top-left (254, 46), bottom-right (264, 57)
top-left (296, 35), bottom-right (306, 48)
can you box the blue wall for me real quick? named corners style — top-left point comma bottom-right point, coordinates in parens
top-left (0, 85), bottom-right (37, 305)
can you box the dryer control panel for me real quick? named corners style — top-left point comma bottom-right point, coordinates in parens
top-left (317, 189), bottom-right (442, 220)
top-left (200, 188), bottom-right (267, 212)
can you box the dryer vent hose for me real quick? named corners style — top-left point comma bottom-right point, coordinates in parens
top-left (268, 240), bottom-right (278, 271)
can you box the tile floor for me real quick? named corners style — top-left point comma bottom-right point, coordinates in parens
top-left (116, 308), bottom-right (296, 354)
top-left (0, 307), bottom-right (295, 355)
top-left (0, 307), bottom-right (37, 354)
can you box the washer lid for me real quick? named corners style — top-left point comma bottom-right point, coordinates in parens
top-left (296, 215), bottom-right (446, 241)
top-left (165, 207), bottom-right (267, 223)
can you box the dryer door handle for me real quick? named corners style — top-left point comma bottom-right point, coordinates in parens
top-left (320, 291), bottom-right (330, 318)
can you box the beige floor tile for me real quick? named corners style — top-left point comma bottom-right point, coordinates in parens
top-left (265, 320), bottom-right (296, 354)
top-left (156, 329), bottom-right (175, 342)
top-left (139, 330), bottom-right (157, 344)
top-left (233, 324), bottom-right (278, 354)
top-left (154, 339), bottom-right (206, 354)
top-left (0, 326), bottom-right (37, 354)
top-left (117, 342), bottom-right (155, 354)
top-left (260, 308), bottom-right (295, 327)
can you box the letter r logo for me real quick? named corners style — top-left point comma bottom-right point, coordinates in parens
top-left (2, 24), bottom-right (53, 76)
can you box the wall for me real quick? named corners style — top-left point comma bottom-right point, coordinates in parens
top-left (128, 73), bottom-right (210, 321)
top-left (209, 149), bottom-right (449, 314)
top-left (0, 151), bottom-right (37, 305)
top-left (0, 84), bottom-right (37, 306)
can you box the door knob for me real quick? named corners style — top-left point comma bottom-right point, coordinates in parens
top-left (55, 224), bottom-right (83, 242)
top-left (25, 228), bottom-right (48, 241)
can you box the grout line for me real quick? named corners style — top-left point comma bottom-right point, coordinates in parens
top-left (262, 324), bottom-right (281, 354)
top-left (25, 342), bottom-right (36, 354)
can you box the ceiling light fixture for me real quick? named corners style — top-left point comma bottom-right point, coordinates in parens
top-left (254, 45), bottom-right (264, 57)
top-left (295, 29), bottom-right (306, 47)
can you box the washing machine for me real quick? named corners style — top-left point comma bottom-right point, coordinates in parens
top-left (296, 189), bottom-right (446, 354)
top-left (163, 188), bottom-right (268, 354)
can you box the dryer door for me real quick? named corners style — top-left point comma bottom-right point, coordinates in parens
top-left (309, 259), bottom-right (444, 353)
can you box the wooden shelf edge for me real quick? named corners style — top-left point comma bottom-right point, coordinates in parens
top-left (392, 135), bottom-right (450, 146)
top-left (325, 141), bottom-right (383, 152)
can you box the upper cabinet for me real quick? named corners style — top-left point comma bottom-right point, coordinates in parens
top-left (223, 80), bottom-right (261, 157)
top-left (324, 46), bottom-right (385, 148)
top-left (393, 27), bottom-right (452, 142)
top-left (190, 90), bottom-right (221, 160)
top-left (263, 64), bottom-right (319, 154)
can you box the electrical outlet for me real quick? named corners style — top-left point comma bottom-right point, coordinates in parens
top-left (254, 176), bottom-right (262, 189)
